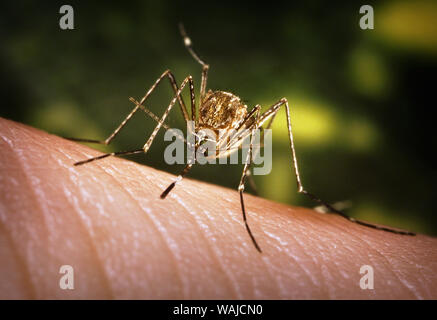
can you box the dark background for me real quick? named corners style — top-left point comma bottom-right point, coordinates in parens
top-left (1, 1), bottom-right (436, 235)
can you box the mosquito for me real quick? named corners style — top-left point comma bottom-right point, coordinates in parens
top-left (69, 24), bottom-right (415, 253)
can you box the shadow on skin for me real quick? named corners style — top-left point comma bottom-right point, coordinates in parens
top-left (0, 117), bottom-right (436, 299)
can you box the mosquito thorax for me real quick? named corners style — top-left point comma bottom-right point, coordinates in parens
top-left (199, 90), bottom-right (248, 132)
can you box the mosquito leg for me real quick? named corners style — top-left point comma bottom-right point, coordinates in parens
top-left (238, 105), bottom-right (262, 252)
top-left (65, 102), bottom-right (174, 144)
top-left (142, 75), bottom-right (195, 154)
top-left (65, 137), bottom-right (106, 144)
top-left (74, 75), bottom-right (194, 166)
top-left (245, 169), bottom-right (259, 196)
top-left (246, 170), bottom-right (256, 191)
top-left (179, 23), bottom-right (209, 100)
top-left (160, 163), bottom-right (194, 199)
top-left (238, 107), bottom-right (268, 197)
top-left (214, 106), bottom-right (263, 196)
top-left (66, 69), bottom-right (190, 146)
top-left (64, 96), bottom-right (144, 146)
top-left (74, 149), bottom-right (144, 166)
top-left (105, 70), bottom-right (190, 146)
top-left (314, 200), bottom-right (353, 214)
top-left (129, 97), bottom-right (188, 146)
top-left (259, 98), bottom-right (415, 236)
top-left (246, 108), bottom-right (267, 197)
top-left (245, 114), bottom-right (275, 195)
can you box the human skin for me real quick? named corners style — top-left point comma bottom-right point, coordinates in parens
top-left (0, 117), bottom-right (436, 299)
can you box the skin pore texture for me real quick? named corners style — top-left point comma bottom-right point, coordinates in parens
top-left (0, 117), bottom-right (436, 299)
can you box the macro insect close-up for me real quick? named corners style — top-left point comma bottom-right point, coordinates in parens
top-left (69, 24), bottom-right (415, 253)
top-left (1, 1), bottom-right (436, 303)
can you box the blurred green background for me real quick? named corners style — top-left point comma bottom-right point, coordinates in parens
top-left (1, 1), bottom-right (436, 235)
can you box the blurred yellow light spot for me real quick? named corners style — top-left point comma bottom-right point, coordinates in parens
top-left (344, 119), bottom-right (379, 152)
top-left (268, 99), bottom-right (337, 146)
top-left (349, 49), bottom-right (389, 97)
top-left (377, 1), bottom-right (437, 55)
top-left (262, 96), bottom-right (381, 153)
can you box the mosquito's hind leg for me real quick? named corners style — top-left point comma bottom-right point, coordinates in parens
top-left (66, 69), bottom-right (190, 147)
top-left (259, 98), bottom-right (415, 236)
top-left (72, 70), bottom-right (193, 166)
top-left (74, 75), bottom-right (196, 166)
